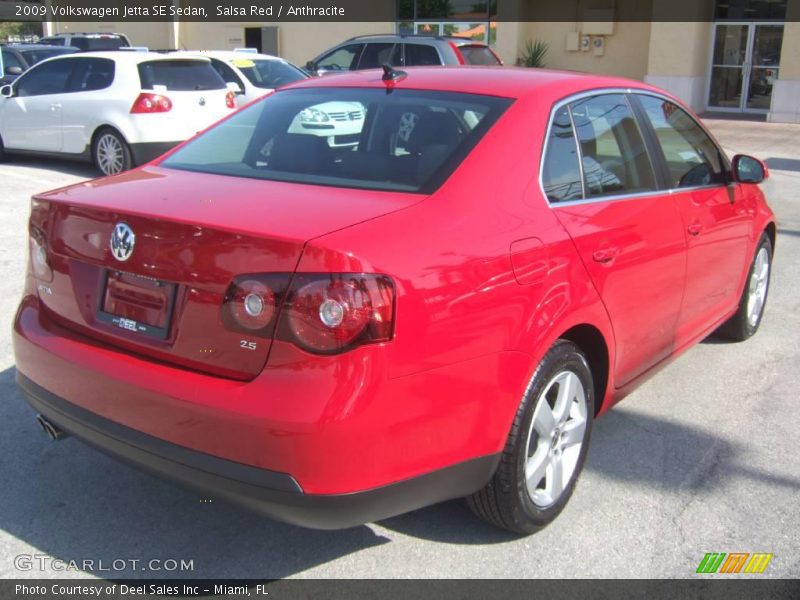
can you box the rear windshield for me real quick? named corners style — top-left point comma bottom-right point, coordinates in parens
top-left (162, 88), bottom-right (512, 193)
top-left (138, 60), bottom-right (225, 91)
top-left (21, 48), bottom-right (77, 65)
top-left (458, 45), bottom-right (501, 66)
top-left (73, 37), bottom-right (128, 51)
top-left (234, 58), bottom-right (307, 89)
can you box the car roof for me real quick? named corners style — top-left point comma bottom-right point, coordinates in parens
top-left (345, 34), bottom-right (488, 45)
top-left (279, 66), bottom-right (664, 101)
top-left (170, 50), bottom-right (287, 62)
top-left (40, 50), bottom-right (212, 64)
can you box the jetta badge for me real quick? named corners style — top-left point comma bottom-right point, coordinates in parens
top-left (110, 222), bottom-right (135, 262)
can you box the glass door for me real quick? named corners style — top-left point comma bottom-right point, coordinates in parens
top-left (708, 23), bottom-right (784, 113)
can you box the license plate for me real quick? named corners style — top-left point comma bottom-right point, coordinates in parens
top-left (96, 270), bottom-right (176, 340)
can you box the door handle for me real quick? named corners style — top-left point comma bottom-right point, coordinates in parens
top-left (687, 223), bottom-right (703, 236)
top-left (592, 247), bottom-right (619, 264)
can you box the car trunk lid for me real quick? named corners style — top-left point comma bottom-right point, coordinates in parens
top-left (31, 166), bottom-right (421, 380)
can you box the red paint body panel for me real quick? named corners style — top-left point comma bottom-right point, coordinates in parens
top-left (13, 68), bottom-right (776, 513)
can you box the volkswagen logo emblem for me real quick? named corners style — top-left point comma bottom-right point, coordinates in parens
top-left (198, 97), bottom-right (206, 106)
top-left (110, 222), bottom-right (135, 262)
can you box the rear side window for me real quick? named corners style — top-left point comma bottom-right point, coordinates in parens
top-left (636, 95), bottom-right (726, 188)
top-left (357, 43), bottom-right (401, 69)
top-left (78, 37), bottom-right (128, 51)
top-left (403, 44), bottom-right (441, 66)
top-left (38, 37), bottom-right (65, 46)
top-left (542, 107), bottom-right (583, 203)
top-left (457, 45), bottom-right (502, 66)
top-left (138, 60), bottom-right (225, 91)
top-left (162, 88), bottom-right (512, 194)
top-left (69, 58), bottom-right (115, 92)
top-left (570, 94), bottom-right (657, 198)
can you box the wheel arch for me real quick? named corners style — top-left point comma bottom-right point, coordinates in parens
top-left (559, 324), bottom-right (611, 417)
top-left (764, 221), bottom-right (776, 254)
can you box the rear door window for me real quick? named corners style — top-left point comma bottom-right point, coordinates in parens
top-left (357, 43), bottom-right (401, 69)
top-left (635, 95), bottom-right (726, 188)
top-left (457, 45), bottom-right (502, 65)
top-left (138, 60), bottom-right (226, 91)
top-left (570, 94), bottom-right (657, 198)
top-left (403, 44), bottom-right (441, 66)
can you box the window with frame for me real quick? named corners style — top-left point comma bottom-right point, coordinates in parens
top-left (636, 95), bottom-right (726, 189)
top-left (16, 59), bottom-right (75, 96)
top-left (69, 58), bottom-right (115, 92)
top-left (317, 44), bottom-right (364, 71)
top-left (541, 106), bottom-right (583, 203)
top-left (570, 94), bottom-right (657, 198)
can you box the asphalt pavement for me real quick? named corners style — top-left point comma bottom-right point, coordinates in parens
top-left (0, 118), bottom-right (798, 579)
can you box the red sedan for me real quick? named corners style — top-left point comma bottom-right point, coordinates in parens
top-left (13, 66), bottom-right (775, 534)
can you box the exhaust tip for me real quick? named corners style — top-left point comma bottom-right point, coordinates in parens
top-left (36, 414), bottom-right (68, 441)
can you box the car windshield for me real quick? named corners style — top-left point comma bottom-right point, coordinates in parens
top-left (138, 60), bottom-right (225, 91)
top-left (20, 48), bottom-right (76, 65)
top-left (232, 58), bottom-right (307, 89)
top-left (162, 88), bottom-right (512, 193)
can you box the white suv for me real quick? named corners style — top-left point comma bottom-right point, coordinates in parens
top-left (0, 52), bottom-right (236, 175)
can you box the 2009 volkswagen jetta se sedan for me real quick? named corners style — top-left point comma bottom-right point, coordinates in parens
top-left (13, 66), bottom-right (775, 534)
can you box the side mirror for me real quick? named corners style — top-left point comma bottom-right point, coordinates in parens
top-left (0, 84), bottom-right (13, 98)
top-left (226, 81), bottom-right (244, 95)
top-left (5, 66), bottom-right (23, 76)
top-left (305, 60), bottom-right (316, 72)
top-left (732, 154), bottom-right (768, 184)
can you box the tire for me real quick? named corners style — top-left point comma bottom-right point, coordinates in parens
top-left (0, 134), bottom-right (6, 162)
top-left (92, 128), bottom-right (132, 176)
top-left (718, 233), bottom-right (772, 341)
top-left (467, 339), bottom-right (594, 534)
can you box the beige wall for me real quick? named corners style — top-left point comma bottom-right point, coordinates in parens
top-left (178, 22), bottom-right (392, 65)
top-left (647, 22), bottom-right (712, 78)
top-left (519, 21), bottom-right (652, 80)
top-left (780, 2), bottom-right (800, 80)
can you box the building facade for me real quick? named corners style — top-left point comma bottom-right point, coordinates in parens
top-left (39, 0), bottom-right (800, 122)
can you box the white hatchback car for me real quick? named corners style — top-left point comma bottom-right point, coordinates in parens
top-left (0, 51), bottom-right (236, 175)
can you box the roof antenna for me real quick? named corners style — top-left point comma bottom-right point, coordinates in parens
top-left (382, 63), bottom-right (407, 82)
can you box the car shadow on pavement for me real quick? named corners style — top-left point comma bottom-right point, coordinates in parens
top-left (0, 366), bottom-right (388, 579)
top-left (3, 157), bottom-right (99, 179)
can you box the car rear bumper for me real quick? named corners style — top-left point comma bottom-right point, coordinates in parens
top-left (129, 141), bottom-right (179, 166)
top-left (17, 372), bottom-right (499, 529)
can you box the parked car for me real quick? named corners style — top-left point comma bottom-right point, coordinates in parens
top-left (0, 51), bottom-right (236, 175)
top-left (13, 67), bottom-right (774, 534)
top-left (306, 34), bottom-right (503, 75)
top-left (37, 32), bottom-right (131, 52)
top-left (1, 44), bottom-right (79, 85)
top-left (169, 50), bottom-right (308, 105)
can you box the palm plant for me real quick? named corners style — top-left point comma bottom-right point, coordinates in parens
top-left (519, 40), bottom-right (548, 68)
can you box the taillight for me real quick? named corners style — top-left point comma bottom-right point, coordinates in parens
top-left (130, 92), bottom-right (172, 114)
top-left (448, 41), bottom-right (466, 65)
top-left (29, 226), bottom-right (52, 281)
top-left (220, 273), bottom-right (395, 355)
top-left (225, 91), bottom-right (236, 109)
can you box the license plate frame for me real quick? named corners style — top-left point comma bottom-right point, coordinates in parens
top-left (96, 270), bottom-right (177, 340)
